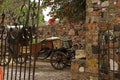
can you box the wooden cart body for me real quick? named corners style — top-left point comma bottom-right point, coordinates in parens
top-left (11, 37), bottom-right (61, 55)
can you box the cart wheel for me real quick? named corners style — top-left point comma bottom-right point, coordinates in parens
top-left (50, 51), bottom-right (67, 70)
top-left (0, 51), bottom-right (11, 66)
top-left (14, 54), bottom-right (28, 64)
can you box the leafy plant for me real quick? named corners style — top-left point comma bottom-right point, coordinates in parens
top-left (41, 0), bottom-right (86, 23)
top-left (0, 0), bottom-right (44, 24)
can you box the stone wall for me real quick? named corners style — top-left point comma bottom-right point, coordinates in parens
top-left (71, 0), bottom-right (120, 80)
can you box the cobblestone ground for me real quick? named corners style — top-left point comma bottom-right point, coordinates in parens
top-left (34, 61), bottom-right (71, 80)
top-left (4, 60), bottom-right (71, 80)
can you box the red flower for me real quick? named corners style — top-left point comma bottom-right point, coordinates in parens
top-left (48, 18), bottom-right (55, 25)
top-left (65, 6), bottom-right (69, 10)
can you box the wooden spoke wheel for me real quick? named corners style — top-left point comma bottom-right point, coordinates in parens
top-left (50, 51), bottom-right (67, 70)
top-left (0, 51), bottom-right (11, 66)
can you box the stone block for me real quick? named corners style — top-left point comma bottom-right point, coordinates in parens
top-left (88, 11), bottom-right (100, 16)
top-left (75, 50), bottom-right (86, 59)
top-left (86, 54), bottom-right (98, 73)
top-left (71, 59), bottom-right (86, 73)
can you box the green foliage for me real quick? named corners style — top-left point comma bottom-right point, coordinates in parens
top-left (41, 0), bottom-right (86, 22)
top-left (1, 0), bottom-right (44, 24)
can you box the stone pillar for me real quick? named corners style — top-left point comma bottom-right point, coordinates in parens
top-left (86, 0), bottom-right (120, 80)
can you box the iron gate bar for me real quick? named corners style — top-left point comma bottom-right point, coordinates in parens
top-left (107, 23), bottom-right (110, 80)
top-left (98, 25), bottom-right (101, 80)
top-left (0, 0), bottom-right (41, 80)
top-left (33, 0), bottom-right (40, 80)
top-left (98, 22), bottom-right (120, 80)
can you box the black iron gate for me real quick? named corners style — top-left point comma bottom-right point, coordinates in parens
top-left (98, 23), bottom-right (120, 80)
top-left (0, 0), bottom-right (40, 80)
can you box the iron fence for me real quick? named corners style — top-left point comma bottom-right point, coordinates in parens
top-left (0, 0), bottom-right (40, 80)
top-left (98, 23), bottom-right (120, 80)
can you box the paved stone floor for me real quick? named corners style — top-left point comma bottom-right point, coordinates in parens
top-left (4, 60), bottom-right (71, 80)
top-left (34, 62), bottom-right (71, 80)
